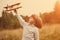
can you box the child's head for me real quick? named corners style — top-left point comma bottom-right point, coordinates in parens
top-left (28, 15), bottom-right (35, 25)
top-left (28, 14), bottom-right (42, 28)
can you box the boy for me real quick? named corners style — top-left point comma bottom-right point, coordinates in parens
top-left (15, 13), bottom-right (42, 40)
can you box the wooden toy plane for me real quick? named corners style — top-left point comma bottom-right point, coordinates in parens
top-left (4, 3), bottom-right (20, 9)
top-left (4, 3), bottom-right (22, 13)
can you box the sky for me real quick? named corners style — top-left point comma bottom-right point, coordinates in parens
top-left (0, 0), bottom-right (57, 16)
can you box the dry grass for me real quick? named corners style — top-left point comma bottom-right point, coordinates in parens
top-left (0, 28), bottom-right (23, 40)
top-left (40, 24), bottom-right (60, 40)
top-left (0, 24), bottom-right (60, 40)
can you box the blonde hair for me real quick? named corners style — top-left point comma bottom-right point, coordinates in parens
top-left (31, 14), bottom-right (42, 28)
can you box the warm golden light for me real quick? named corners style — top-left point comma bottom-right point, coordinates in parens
top-left (0, 0), bottom-right (57, 16)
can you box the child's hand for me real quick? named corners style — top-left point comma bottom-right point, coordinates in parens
top-left (13, 9), bottom-right (17, 14)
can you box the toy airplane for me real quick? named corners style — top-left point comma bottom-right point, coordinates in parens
top-left (4, 3), bottom-right (20, 9)
top-left (4, 3), bottom-right (22, 13)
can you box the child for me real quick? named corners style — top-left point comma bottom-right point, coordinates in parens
top-left (15, 13), bottom-right (42, 40)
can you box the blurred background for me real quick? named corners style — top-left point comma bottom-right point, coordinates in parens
top-left (0, 0), bottom-right (60, 40)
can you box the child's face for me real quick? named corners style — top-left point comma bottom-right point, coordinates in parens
top-left (28, 17), bottom-right (35, 24)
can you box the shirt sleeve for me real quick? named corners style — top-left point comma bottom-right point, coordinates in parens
top-left (16, 14), bottom-right (28, 27)
top-left (34, 28), bottom-right (39, 40)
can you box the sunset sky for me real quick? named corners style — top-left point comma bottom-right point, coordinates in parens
top-left (0, 0), bottom-right (58, 16)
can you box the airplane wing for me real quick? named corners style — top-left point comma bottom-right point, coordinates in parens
top-left (6, 6), bottom-right (22, 12)
top-left (4, 3), bottom-right (21, 9)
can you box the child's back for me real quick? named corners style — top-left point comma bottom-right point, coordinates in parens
top-left (22, 23), bottom-right (39, 40)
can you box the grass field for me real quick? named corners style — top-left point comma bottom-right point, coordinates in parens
top-left (0, 24), bottom-right (60, 40)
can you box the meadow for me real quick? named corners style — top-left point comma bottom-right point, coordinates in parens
top-left (0, 24), bottom-right (60, 40)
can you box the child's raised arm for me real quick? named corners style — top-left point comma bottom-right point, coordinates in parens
top-left (16, 13), bottom-right (28, 27)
